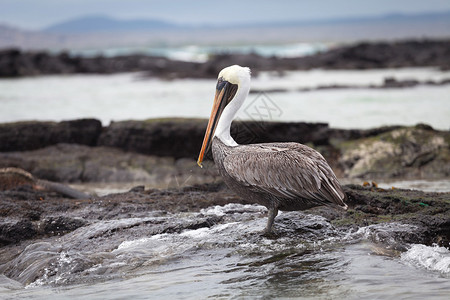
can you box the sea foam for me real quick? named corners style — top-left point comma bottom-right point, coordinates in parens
top-left (401, 244), bottom-right (450, 275)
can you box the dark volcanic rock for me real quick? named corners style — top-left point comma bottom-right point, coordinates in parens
top-left (335, 185), bottom-right (450, 246)
top-left (232, 121), bottom-right (331, 146)
top-left (0, 119), bottom-right (102, 152)
top-left (0, 220), bottom-right (37, 246)
top-left (0, 144), bottom-right (196, 183)
top-left (0, 207), bottom-right (86, 247)
top-left (97, 118), bottom-right (331, 159)
top-left (0, 118), bottom-right (428, 158)
top-left (42, 216), bottom-right (87, 235)
top-left (1, 40), bottom-right (450, 78)
top-left (1, 119), bottom-right (449, 181)
top-left (98, 119), bottom-right (208, 159)
top-left (299, 40), bottom-right (450, 70)
top-left (0, 49), bottom-right (190, 77)
top-left (0, 182), bottom-right (448, 248)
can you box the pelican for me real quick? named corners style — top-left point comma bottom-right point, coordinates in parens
top-left (197, 65), bottom-right (347, 233)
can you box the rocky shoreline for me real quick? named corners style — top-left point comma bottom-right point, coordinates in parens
top-left (1, 182), bottom-right (449, 250)
top-left (0, 118), bottom-right (449, 251)
top-left (1, 119), bottom-right (448, 181)
top-left (1, 39), bottom-right (450, 78)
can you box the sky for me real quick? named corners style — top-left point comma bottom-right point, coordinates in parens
top-left (1, 0), bottom-right (450, 30)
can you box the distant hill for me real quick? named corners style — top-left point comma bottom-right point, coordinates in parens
top-left (42, 11), bottom-right (450, 33)
top-left (224, 10), bottom-right (450, 28)
top-left (0, 24), bottom-right (54, 49)
top-left (0, 11), bottom-right (449, 50)
top-left (44, 15), bottom-right (179, 33)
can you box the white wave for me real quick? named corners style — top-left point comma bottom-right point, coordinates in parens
top-left (401, 244), bottom-right (450, 275)
top-left (180, 223), bottom-right (233, 238)
top-left (69, 42), bottom-right (330, 62)
top-left (200, 203), bottom-right (266, 216)
top-left (343, 223), bottom-right (419, 243)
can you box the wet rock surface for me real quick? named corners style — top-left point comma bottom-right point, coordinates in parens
top-left (0, 182), bottom-right (448, 250)
top-left (339, 185), bottom-right (450, 247)
top-left (1, 39), bottom-right (449, 78)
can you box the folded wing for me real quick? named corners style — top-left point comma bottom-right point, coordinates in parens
top-left (222, 143), bottom-right (347, 208)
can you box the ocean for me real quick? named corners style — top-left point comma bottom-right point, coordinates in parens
top-left (63, 42), bottom-right (332, 62)
top-left (1, 68), bottom-right (449, 130)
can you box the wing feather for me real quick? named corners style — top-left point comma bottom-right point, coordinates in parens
top-left (222, 143), bottom-right (347, 208)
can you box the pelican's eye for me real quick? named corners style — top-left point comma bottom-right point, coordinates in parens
top-left (216, 77), bottom-right (227, 90)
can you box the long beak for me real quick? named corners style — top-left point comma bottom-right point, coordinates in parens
top-left (197, 84), bottom-right (229, 167)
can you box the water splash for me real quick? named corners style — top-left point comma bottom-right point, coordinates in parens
top-left (401, 244), bottom-right (450, 276)
top-left (343, 223), bottom-right (420, 251)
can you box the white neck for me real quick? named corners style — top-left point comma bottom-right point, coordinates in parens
top-left (214, 77), bottom-right (250, 146)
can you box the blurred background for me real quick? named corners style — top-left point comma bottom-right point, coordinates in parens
top-left (0, 0), bottom-right (449, 129)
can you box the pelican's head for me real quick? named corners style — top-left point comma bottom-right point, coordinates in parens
top-left (197, 65), bottom-right (251, 167)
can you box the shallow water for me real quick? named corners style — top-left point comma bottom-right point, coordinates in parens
top-left (0, 204), bottom-right (449, 299)
top-left (0, 68), bottom-right (449, 130)
top-left (377, 179), bottom-right (450, 193)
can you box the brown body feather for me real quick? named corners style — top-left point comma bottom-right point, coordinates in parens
top-left (212, 137), bottom-right (347, 231)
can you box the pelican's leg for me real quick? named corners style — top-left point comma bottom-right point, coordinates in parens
top-left (264, 207), bottom-right (279, 233)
